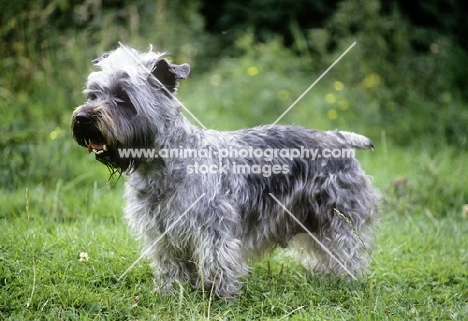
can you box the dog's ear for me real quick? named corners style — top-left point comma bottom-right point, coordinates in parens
top-left (152, 59), bottom-right (190, 92)
top-left (92, 52), bottom-right (110, 65)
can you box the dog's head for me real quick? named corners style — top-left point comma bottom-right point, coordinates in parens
top-left (71, 45), bottom-right (190, 174)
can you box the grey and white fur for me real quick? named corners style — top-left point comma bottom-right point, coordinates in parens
top-left (71, 45), bottom-right (380, 298)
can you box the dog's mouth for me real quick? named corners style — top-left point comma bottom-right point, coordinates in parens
top-left (86, 139), bottom-right (108, 155)
top-left (74, 132), bottom-right (110, 157)
top-left (72, 111), bottom-right (111, 156)
top-left (74, 131), bottom-right (109, 154)
top-left (71, 112), bottom-right (135, 174)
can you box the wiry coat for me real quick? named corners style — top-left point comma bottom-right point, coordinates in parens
top-left (71, 46), bottom-right (380, 298)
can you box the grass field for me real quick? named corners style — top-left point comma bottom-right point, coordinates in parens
top-left (1, 129), bottom-right (467, 319)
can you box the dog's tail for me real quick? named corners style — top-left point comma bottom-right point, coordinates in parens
top-left (332, 130), bottom-right (374, 151)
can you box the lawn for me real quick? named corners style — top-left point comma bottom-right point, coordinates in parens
top-left (1, 136), bottom-right (467, 320)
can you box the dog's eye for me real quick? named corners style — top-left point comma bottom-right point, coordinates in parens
top-left (87, 93), bottom-right (97, 101)
top-left (115, 91), bottom-right (130, 103)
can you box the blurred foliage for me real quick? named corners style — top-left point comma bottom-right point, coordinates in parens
top-left (1, 0), bottom-right (467, 191)
top-left (315, 0), bottom-right (468, 146)
top-left (201, 0), bottom-right (468, 60)
top-left (384, 147), bottom-right (467, 219)
top-left (200, 0), bottom-right (339, 54)
top-left (384, 0), bottom-right (468, 52)
top-left (0, 0), bottom-right (208, 190)
top-left (200, 0), bottom-right (468, 145)
top-left (181, 32), bottom-right (315, 130)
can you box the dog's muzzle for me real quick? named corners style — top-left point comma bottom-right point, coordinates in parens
top-left (71, 111), bottom-right (109, 155)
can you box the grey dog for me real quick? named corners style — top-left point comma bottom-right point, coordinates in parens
top-left (71, 45), bottom-right (380, 298)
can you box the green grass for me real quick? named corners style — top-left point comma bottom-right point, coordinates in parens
top-left (1, 142), bottom-right (467, 320)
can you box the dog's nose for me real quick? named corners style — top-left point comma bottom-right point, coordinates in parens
top-left (75, 112), bottom-right (92, 125)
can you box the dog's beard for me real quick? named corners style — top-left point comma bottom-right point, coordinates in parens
top-left (73, 129), bottom-right (131, 177)
top-left (71, 107), bottom-right (143, 177)
top-left (95, 149), bottom-right (133, 178)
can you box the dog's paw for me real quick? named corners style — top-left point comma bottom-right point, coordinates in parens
top-left (153, 279), bottom-right (176, 296)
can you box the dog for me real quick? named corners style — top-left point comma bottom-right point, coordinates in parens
top-left (71, 45), bottom-right (380, 298)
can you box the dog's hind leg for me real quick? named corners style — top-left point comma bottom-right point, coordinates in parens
top-left (302, 172), bottom-right (379, 278)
